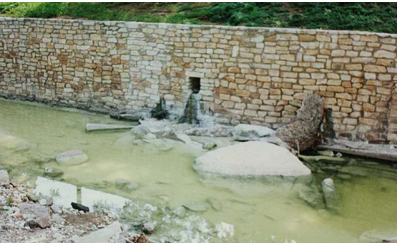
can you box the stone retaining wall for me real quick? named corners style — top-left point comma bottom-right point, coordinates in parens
top-left (1, 17), bottom-right (397, 142)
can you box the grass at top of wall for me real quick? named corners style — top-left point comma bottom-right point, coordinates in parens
top-left (1, 2), bottom-right (397, 34)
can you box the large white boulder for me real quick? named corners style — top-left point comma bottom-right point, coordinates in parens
top-left (194, 141), bottom-right (311, 177)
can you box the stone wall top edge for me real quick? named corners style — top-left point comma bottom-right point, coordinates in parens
top-left (1, 17), bottom-right (397, 38)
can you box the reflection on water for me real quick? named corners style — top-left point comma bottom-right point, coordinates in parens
top-left (1, 99), bottom-right (397, 243)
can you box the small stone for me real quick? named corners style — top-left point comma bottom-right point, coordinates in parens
top-left (336, 152), bottom-right (343, 157)
top-left (203, 142), bottom-right (217, 150)
top-left (44, 167), bottom-right (64, 178)
top-left (141, 222), bottom-right (155, 234)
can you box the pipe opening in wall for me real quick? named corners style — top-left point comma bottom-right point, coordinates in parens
top-left (189, 77), bottom-right (201, 94)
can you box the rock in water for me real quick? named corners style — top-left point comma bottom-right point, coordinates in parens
top-left (276, 94), bottom-right (323, 152)
top-left (194, 141), bottom-right (311, 177)
top-left (86, 123), bottom-right (134, 132)
top-left (183, 202), bottom-right (208, 212)
top-left (322, 178), bottom-right (338, 210)
top-left (232, 124), bottom-right (275, 141)
top-left (141, 222), bottom-right (156, 234)
top-left (44, 167), bottom-right (64, 178)
top-left (0, 170), bottom-right (10, 186)
top-left (56, 150), bottom-right (88, 165)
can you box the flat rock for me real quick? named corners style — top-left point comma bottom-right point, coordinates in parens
top-left (56, 150), bottom-right (88, 165)
top-left (19, 203), bottom-right (51, 218)
top-left (20, 203), bottom-right (51, 228)
top-left (0, 134), bottom-right (30, 151)
top-left (232, 124), bottom-right (275, 141)
top-left (86, 123), bottom-right (134, 132)
top-left (360, 227), bottom-right (397, 243)
top-left (183, 202), bottom-right (208, 212)
top-left (0, 170), bottom-right (10, 186)
top-left (194, 141), bottom-right (311, 177)
top-left (74, 221), bottom-right (122, 243)
top-left (33, 177), bottom-right (77, 208)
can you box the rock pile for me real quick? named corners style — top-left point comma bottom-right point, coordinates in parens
top-left (276, 94), bottom-right (323, 152)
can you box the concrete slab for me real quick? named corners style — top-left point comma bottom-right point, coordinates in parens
top-left (33, 177), bottom-right (77, 208)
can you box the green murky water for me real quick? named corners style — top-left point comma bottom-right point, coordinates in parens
top-left (1, 99), bottom-right (397, 243)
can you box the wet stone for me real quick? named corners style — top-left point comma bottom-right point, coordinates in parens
top-left (141, 222), bottom-right (156, 234)
top-left (56, 150), bottom-right (88, 165)
top-left (182, 202), bottom-right (208, 212)
top-left (44, 167), bottom-right (64, 178)
top-left (322, 178), bottom-right (338, 211)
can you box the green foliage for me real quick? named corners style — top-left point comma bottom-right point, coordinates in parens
top-left (1, 3), bottom-right (397, 33)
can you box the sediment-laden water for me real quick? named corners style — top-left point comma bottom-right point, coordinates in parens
top-left (1, 99), bottom-right (397, 243)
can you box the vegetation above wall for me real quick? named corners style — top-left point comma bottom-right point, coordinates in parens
top-left (0, 2), bottom-right (397, 34)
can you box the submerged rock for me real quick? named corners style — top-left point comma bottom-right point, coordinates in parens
top-left (232, 124), bottom-right (275, 141)
top-left (86, 123), bottom-right (134, 132)
top-left (298, 186), bottom-right (324, 208)
top-left (44, 167), bottom-right (64, 178)
top-left (115, 179), bottom-right (140, 192)
top-left (298, 155), bottom-right (349, 165)
top-left (0, 134), bottom-right (30, 151)
top-left (0, 170), bottom-right (10, 186)
top-left (56, 150), bottom-right (88, 165)
top-left (322, 178), bottom-right (338, 210)
top-left (183, 202), bottom-right (208, 212)
top-left (276, 94), bottom-right (323, 152)
top-left (360, 227), bottom-right (397, 243)
top-left (194, 141), bottom-right (311, 177)
top-left (206, 197), bottom-right (222, 211)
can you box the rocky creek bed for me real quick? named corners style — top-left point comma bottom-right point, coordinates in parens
top-left (1, 98), bottom-right (397, 243)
